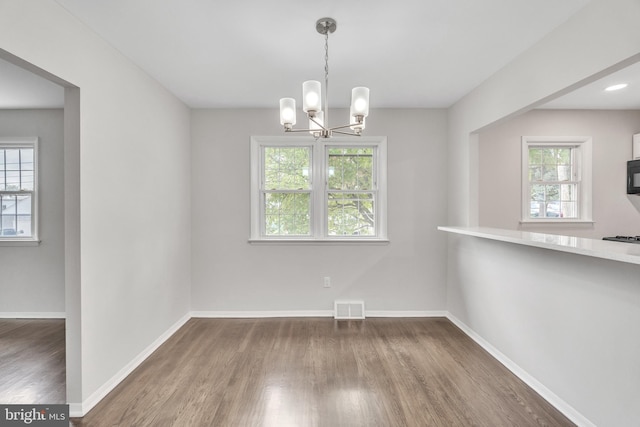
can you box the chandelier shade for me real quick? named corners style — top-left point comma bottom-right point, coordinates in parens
top-left (302, 80), bottom-right (322, 114)
top-left (279, 98), bottom-right (296, 129)
top-left (351, 87), bottom-right (370, 118)
top-left (278, 17), bottom-right (370, 138)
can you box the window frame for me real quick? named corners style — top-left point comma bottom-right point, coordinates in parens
top-left (521, 136), bottom-right (592, 224)
top-left (250, 136), bottom-right (388, 243)
top-left (0, 137), bottom-right (40, 245)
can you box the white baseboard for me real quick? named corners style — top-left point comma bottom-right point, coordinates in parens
top-left (445, 313), bottom-right (595, 427)
top-left (191, 310), bottom-right (333, 318)
top-left (191, 310), bottom-right (447, 319)
top-left (366, 310), bottom-right (447, 317)
top-left (0, 312), bottom-right (66, 319)
top-left (68, 403), bottom-right (82, 418)
top-left (69, 313), bottom-right (191, 418)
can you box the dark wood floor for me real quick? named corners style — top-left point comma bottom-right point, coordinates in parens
top-left (71, 318), bottom-right (574, 426)
top-left (0, 319), bottom-right (66, 404)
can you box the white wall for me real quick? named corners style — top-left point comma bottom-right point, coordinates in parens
top-left (191, 108), bottom-right (448, 314)
top-left (0, 109), bottom-right (65, 315)
top-left (448, 0), bottom-right (640, 228)
top-left (446, 0), bottom-right (640, 425)
top-left (446, 234), bottom-right (640, 426)
top-left (0, 1), bottom-right (192, 411)
top-left (479, 109), bottom-right (640, 237)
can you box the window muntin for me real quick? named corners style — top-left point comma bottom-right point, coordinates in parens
top-left (521, 136), bottom-right (592, 223)
top-left (0, 138), bottom-right (38, 241)
top-left (251, 136), bottom-right (387, 241)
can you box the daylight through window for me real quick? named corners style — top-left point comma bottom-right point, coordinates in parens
top-left (528, 146), bottom-right (578, 219)
top-left (327, 147), bottom-right (376, 236)
top-left (251, 137), bottom-right (387, 241)
top-left (521, 136), bottom-right (592, 223)
top-left (263, 146), bottom-right (312, 236)
top-left (0, 138), bottom-right (38, 241)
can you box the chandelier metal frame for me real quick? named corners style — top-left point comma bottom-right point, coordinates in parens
top-left (279, 18), bottom-right (370, 139)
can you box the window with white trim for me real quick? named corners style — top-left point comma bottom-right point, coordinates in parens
top-left (250, 136), bottom-right (387, 241)
top-left (0, 138), bottom-right (39, 241)
top-left (521, 136), bottom-right (592, 223)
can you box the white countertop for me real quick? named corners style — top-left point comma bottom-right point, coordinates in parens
top-left (438, 226), bottom-right (640, 266)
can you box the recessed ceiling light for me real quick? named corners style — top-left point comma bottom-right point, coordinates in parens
top-left (605, 83), bottom-right (628, 91)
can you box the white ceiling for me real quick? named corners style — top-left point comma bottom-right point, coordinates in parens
top-left (4, 0), bottom-right (637, 111)
top-left (48, 0), bottom-right (589, 109)
top-left (539, 61), bottom-right (640, 110)
top-left (0, 57), bottom-right (64, 109)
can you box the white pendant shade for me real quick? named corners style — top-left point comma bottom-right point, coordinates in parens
top-left (302, 80), bottom-right (322, 113)
top-left (279, 98), bottom-right (296, 126)
top-left (350, 87), bottom-right (370, 118)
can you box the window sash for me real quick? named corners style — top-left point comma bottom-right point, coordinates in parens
top-left (326, 192), bottom-right (377, 236)
top-left (1, 191), bottom-right (34, 237)
top-left (262, 146), bottom-right (312, 191)
top-left (261, 190), bottom-right (312, 236)
top-left (527, 182), bottom-right (580, 219)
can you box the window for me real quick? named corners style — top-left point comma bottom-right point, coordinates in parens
top-left (521, 136), bottom-right (592, 223)
top-left (0, 137), bottom-right (39, 242)
top-left (250, 136), bottom-right (387, 241)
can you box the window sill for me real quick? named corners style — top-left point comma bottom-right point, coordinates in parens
top-left (248, 238), bottom-right (390, 245)
top-left (519, 219), bottom-right (594, 225)
top-left (0, 239), bottom-right (41, 247)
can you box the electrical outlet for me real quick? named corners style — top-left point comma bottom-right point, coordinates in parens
top-left (323, 276), bottom-right (331, 288)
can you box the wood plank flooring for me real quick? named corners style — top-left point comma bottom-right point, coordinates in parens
top-left (0, 319), bottom-right (66, 404)
top-left (72, 318), bottom-right (574, 426)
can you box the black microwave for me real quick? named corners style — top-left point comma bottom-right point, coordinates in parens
top-left (628, 159), bottom-right (640, 194)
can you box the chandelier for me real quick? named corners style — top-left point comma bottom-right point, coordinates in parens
top-left (279, 18), bottom-right (370, 139)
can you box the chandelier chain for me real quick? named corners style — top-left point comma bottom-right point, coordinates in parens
top-left (324, 30), bottom-right (329, 86)
top-left (324, 29), bottom-right (329, 128)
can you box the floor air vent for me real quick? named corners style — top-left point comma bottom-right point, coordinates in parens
top-left (334, 300), bottom-right (365, 320)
